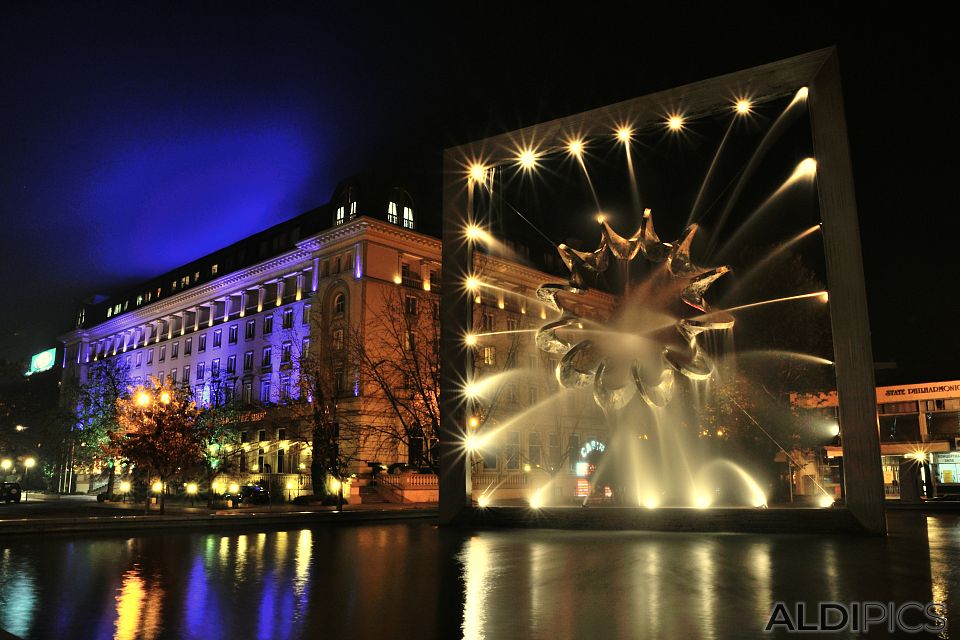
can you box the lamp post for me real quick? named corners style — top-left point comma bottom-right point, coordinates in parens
top-left (23, 457), bottom-right (35, 502)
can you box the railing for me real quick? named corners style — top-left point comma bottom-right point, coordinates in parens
top-left (378, 473), bottom-right (439, 489)
top-left (471, 471), bottom-right (530, 489)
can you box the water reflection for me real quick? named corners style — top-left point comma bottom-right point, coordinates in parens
top-left (0, 515), bottom-right (957, 639)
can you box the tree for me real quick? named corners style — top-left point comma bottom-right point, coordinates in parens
top-left (70, 358), bottom-right (131, 496)
top-left (351, 286), bottom-right (441, 472)
top-left (194, 381), bottom-right (243, 507)
top-left (112, 378), bottom-right (205, 514)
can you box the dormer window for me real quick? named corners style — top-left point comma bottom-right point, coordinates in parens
top-left (387, 201), bottom-right (398, 224)
top-left (402, 206), bottom-right (414, 229)
top-left (349, 201), bottom-right (357, 219)
top-left (335, 206), bottom-right (345, 225)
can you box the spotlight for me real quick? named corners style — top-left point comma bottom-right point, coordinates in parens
top-left (796, 86), bottom-right (809, 101)
top-left (566, 138), bottom-right (584, 158)
top-left (465, 433), bottom-right (482, 452)
top-left (529, 493), bottom-right (543, 509)
top-left (595, 212), bottom-right (607, 224)
top-left (477, 494), bottom-right (490, 508)
top-left (818, 291), bottom-right (829, 304)
top-left (734, 98), bottom-right (752, 115)
top-left (186, 482), bottom-right (198, 495)
top-left (642, 496), bottom-right (659, 509)
top-left (119, 481), bottom-right (131, 493)
top-left (464, 333), bottom-right (478, 347)
top-left (465, 276), bottom-right (480, 291)
top-left (468, 416), bottom-right (479, 429)
top-left (465, 224), bottom-right (483, 240)
top-left (666, 114), bottom-right (685, 131)
top-left (152, 481), bottom-right (163, 493)
top-left (828, 422), bottom-right (840, 438)
top-left (468, 163), bottom-right (486, 183)
top-left (693, 494), bottom-right (711, 509)
top-left (616, 126), bottom-right (632, 143)
top-left (818, 495), bottom-right (834, 508)
top-left (517, 148), bottom-right (538, 170)
top-left (464, 383), bottom-right (479, 398)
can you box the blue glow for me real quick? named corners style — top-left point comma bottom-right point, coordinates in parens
top-left (354, 246), bottom-right (363, 279)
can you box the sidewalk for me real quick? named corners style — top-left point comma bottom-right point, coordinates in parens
top-left (0, 495), bottom-right (438, 536)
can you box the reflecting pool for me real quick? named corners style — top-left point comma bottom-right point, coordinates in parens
top-left (0, 513), bottom-right (957, 639)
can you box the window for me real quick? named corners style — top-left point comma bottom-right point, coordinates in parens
top-left (280, 375), bottom-right (291, 400)
top-left (321, 261), bottom-right (329, 277)
top-left (244, 351), bottom-right (253, 371)
top-left (262, 347), bottom-right (272, 367)
top-left (261, 381), bottom-right (271, 403)
top-left (567, 434), bottom-right (581, 471)
top-left (405, 295), bottom-right (418, 315)
top-left (258, 429), bottom-right (267, 442)
top-left (303, 304), bottom-right (311, 325)
top-left (301, 338), bottom-right (311, 357)
top-left (529, 386), bottom-right (539, 405)
top-left (211, 358), bottom-right (221, 378)
top-left (278, 428), bottom-right (287, 441)
top-left (404, 331), bottom-right (415, 352)
top-left (505, 432), bottom-right (521, 470)
top-left (213, 329), bottom-right (222, 348)
top-left (332, 329), bottom-right (344, 351)
top-left (387, 201), bottom-right (398, 224)
top-left (402, 206), bottom-right (414, 229)
top-left (334, 257), bottom-right (341, 273)
top-left (281, 341), bottom-right (292, 363)
top-left (481, 346), bottom-right (496, 366)
top-left (334, 366), bottom-right (345, 396)
top-left (170, 369), bottom-right (178, 385)
top-left (242, 380), bottom-right (252, 404)
top-left (227, 355), bottom-right (236, 375)
top-left (482, 313), bottom-right (494, 332)
top-left (171, 342), bottom-right (179, 359)
top-left (334, 293), bottom-right (345, 314)
top-left (282, 308), bottom-right (293, 329)
top-left (198, 334), bottom-right (207, 352)
top-left (158, 371), bottom-right (165, 384)
top-left (548, 433), bottom-right (562, 470)
top-left (185, 337), bottom-right (193, 355)
top-left (196, 362), bottom-right (205, 380)
top-left (506, 384), bottom-right (517, 403)
top-left (183, 365), bottom-right (191, 383)
top-left (211, 264), bottom-right (219, 275)
top-left (507, 316), bottom-right (519, 332)
top-left (136, 352), bottom-right (143, 367)
top-left (335, 205), bottom-right (345, 225)
top-left (528, 432), bottom-right (542, 467)
top-left (147, 348), bottom-right (154, 365)
top-left (159, 346), bottom-right (166, 362)
top-left (257, 448), bottom-right (264, 471)
top-left (229, 324), bottom-right (238, 344)
top-left (263, 315), bottom-right (273, 335)
top-left (245, 320), bottom-right (255, 340)
top-left (349, 201), bottom-right (357, 219)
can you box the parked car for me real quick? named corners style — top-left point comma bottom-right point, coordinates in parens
top-left (223, 484), bottom-right (269, 505)
top-left (1, 482), bottom-right (22, 503)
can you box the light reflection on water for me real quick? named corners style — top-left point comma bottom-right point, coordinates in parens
top-left (0, 515), bottom-right (956, 639)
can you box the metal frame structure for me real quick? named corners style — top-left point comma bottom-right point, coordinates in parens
top-left (440, 48), bottom-right (885, 534)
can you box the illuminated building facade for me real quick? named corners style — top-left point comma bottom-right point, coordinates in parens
top-left (57, 177), bottom-right (615, 498)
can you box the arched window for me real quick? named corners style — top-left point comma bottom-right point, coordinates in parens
top-left (334, 293), bottom-right (345, 314)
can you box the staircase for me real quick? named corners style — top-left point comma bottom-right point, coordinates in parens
top-left (358, 484), bottom-right (387, 504)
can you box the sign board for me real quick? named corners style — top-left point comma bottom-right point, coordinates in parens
top-left (25, 348), bottom-right (56, 376)
top-left (575, 479), bottom-right (590, 498)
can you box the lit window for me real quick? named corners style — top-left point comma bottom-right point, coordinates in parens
top-left (213, 329), bottom-right (222, 348)
top-left (402, 206), bottom-right (414, 229)
top-left (334, 293), bottom-right (345, 314)
top-left (482, 346), bottom-right (496, 365)
top-left (335, 206), bottom-right (345, 225)
top-left (387, 201), bottom-right (398, 224)
top-left (211, 264), bottom-right (219, 275)
top-left (350, 201), bottom-right (357, 218)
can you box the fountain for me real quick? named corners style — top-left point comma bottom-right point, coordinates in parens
top-left (439, 49), bottom-right (886, 534)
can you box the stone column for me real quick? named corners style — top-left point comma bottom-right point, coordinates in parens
top-left (257, 286), bottom-right (265, 312)
top-left (296, 273), bottom-right (304, 301)
top-left (312, 258), bottom-right (320, 291)
top-left (276, 279), bottom-right (284, 307)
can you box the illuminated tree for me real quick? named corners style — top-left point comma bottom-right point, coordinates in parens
top-left (70, 358), bottom-right (131, 496)
top-left (194, 384), bottom-right (243, 507)
top-left (112, 378), bottom-right (205, 514)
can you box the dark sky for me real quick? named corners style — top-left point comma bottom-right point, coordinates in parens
top-left (1, 3), bottom-right (956, 383)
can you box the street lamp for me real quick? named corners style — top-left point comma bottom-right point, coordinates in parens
top-left (23, 457), bottom-right (35, 502)
top-left (0, 459), bottom-right (11, 473)
top-left (119, 480), bottom-right (131, 503)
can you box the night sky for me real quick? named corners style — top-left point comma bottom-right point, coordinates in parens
top-left (1, 3), bottom-right (956, 384)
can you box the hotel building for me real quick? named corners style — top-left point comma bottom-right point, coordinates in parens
top-left (57, 178), bottom-right (614, 500)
